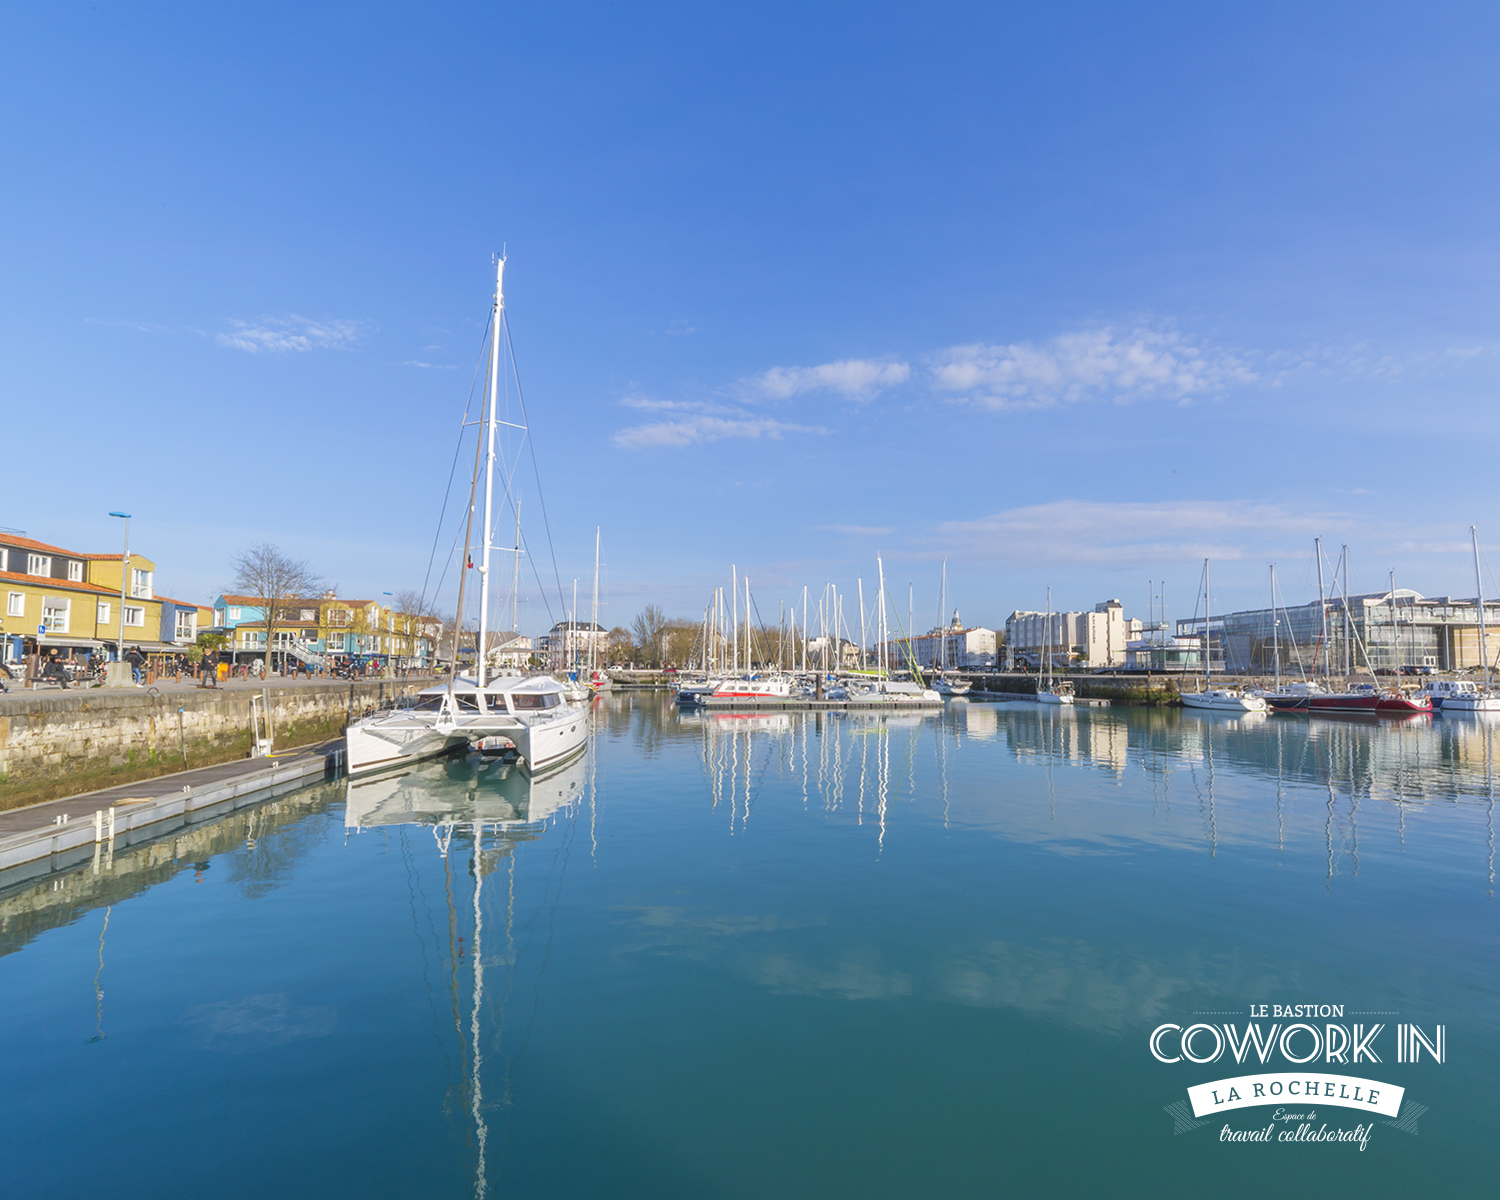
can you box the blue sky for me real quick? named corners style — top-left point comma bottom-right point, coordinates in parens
top-left (5, 2), bottom-right (1500, 638)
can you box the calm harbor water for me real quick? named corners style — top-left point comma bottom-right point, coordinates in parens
top-left (1, 697), bottom-right (1497, 1198)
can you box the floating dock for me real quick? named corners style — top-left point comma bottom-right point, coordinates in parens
top-left (0, 741), bottom-right (345, 891)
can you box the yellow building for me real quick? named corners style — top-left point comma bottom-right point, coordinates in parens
top-left (0, 533), bottom-right (166, 663)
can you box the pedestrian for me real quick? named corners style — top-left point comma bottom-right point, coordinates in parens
top-left (199, 649), bottom-right (219, 688)
top-left (125, 645), bottom-right (145, 684)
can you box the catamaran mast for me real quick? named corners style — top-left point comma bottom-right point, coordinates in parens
top-left (511, 496), bottom-right (521, 633)
top-left (477, 255), bottom-right (505, 689)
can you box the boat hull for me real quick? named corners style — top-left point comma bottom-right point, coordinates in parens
top-left (509, 709), bottom-right (591, 769)
top-left (1181, 692), bottom-right (1268, 713)
top-left (1439, 695), bottom-right (1500, 712)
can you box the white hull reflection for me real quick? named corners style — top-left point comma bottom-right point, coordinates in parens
top-left (344, 746), bottom-right (588, 831)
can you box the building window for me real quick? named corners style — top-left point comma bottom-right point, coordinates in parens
top-left (175, 611), bottom-right (195, 641)
top-left (130, 568), bottom-right (152, 599)
top-left (228, 606), bottom-right (242, 620)
top-left (123, 605), bottom-right (145, 627)
top-left (7, 593), bottom-right (24, 617)
top-left (67, 561), bottom-right (83, 581)
top-left (42, 598), bottom-right (69, 632)
top-left (27, 554), bottom-right (50, 576)
top-left (98, 602), bottom-right (111, 624)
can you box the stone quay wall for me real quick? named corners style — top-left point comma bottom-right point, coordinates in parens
top-left (0, 679), bottom-right (434, 783)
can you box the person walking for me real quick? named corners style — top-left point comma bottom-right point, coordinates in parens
top-left (199, 649), bottom-right (219, 689)
top-left (125, 645), bottom-right (145, 684)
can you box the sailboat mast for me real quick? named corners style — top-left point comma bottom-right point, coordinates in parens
top-left (731, 566), bottom-right (738, 674)
top-left (1271, 563), bottom-right (1280, 689)
top-left (745, 576), bottom-right (751, 670)
top-left (939, 560), bottom-right (947, 672)
top-left (590, 527), bottom-right (600, 676)
top-left (1340, 545), bottom-right (1350, 677)
top-left (1204, 558), bottom-right (1211, 684)
top-left (1045, 586), bottom-right (1051, 687)
top-left (1474, 526), bottom-right (1491, 686)
top-left (571, 578), bottom-right (578, 673)
top-left (1315, 536), bottom-right (1328, 679)
top-left (478, 255), bottom-right (505, 689)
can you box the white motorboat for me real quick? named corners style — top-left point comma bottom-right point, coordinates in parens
top-left (347, 674), bottom-right (588, 775)
top-left (1181, 687), bottom-right (1267, 713)
top-left (932, 676), bottom-right (972, 697)
top-left (848, 678), bottom-right (942, 706)
top-left (708, 674), bottom-right (798, 700)
top-left (1424, 679), bottom-right (1500, 712)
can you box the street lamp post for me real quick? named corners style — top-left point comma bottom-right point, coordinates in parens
top-left (382, 592), bottom-right (395, 675)
top-left (108, 512), bottom-right (131, 664)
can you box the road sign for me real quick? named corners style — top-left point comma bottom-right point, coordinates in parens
top-left (38, 624), bottom-right (45, 637)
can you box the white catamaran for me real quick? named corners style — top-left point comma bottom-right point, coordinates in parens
top-left (345, 257), bottom-right (589, 775)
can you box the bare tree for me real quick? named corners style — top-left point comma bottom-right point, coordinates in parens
top-left (392, 588), bottom-right (440, 669)
top-left (630, 604), bottom-right (669, 667)
top-left (230, 543), bottom-right (324, 673)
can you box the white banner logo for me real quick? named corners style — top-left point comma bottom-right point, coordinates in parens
top-left (1186, 1073), bottom-right (1404, 1119)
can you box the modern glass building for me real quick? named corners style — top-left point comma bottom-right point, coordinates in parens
top-left (1176, 590), bottom-right (1500, 675)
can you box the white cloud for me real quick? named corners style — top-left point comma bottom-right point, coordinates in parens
top-left (216, 315), bottom-right (364, 354)
top-left (932, 327), bottom-right (1255, 410)
top-left (815, 524), bottom-right (895, 536)
top-left (753, 358), bottom-right (910, 401)
top-left (614, 412), bottom-right (826, 449)
top-left (938, 499), bottom-right (1339, 567)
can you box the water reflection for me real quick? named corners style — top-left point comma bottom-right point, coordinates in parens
top-left (344, 750), bottom-right (591, 1200)
top-left (671, 698), bottom-right (1500, 889)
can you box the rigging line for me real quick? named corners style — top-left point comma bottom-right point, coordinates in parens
top-left (502, 312), bottom-right (569, 619)
top-left (420, 312), bottom-right (495, 615)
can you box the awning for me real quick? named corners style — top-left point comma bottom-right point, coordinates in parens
top-left (38, 636), bottom-right (106, 650)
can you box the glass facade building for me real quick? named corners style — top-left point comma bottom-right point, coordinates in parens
top-left (1176, 590), bottom-right (1500, 675)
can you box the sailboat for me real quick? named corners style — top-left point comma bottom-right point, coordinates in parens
top-left (346, 257), bottom-right (590, 775)
top-left (848, 556), bottom-right (941, 705)
top-left (1035, 587), bottom-right (1074, 705)
top-left (930, 561), bottom-right (971, 698)
top-left (586, 528), bottom-right (614, 694)
top-left (1180, 559), bottom-right (1267, 712)
top-left (1436, 527), bottom-right (1500, 712)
